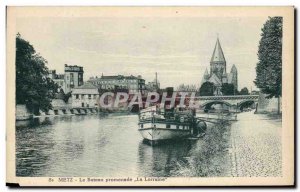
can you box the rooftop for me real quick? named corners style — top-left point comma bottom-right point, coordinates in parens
top-left (89, 74), bottom-right (144, 80)
top-left (72, 82), bottom-right (99, 94)
top-left (74, 82), bottom-right (98, 89)
top-left (210, 38), bottom-right (226, 63)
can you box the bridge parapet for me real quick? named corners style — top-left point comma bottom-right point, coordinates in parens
top-left (192, 95), bottom-right (259, 108)
top-left (195, 95), bottom-right (259, 101)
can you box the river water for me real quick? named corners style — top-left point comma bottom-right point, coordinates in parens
top-left (16, 112), bottom-right (281, 177)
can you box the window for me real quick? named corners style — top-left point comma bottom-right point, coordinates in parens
top-left (76, 94), bottom-right (79, 99)
top-left (88, 94), bottom-right (91, 99)
top-left (176, 125), bottom-right (179, 129)
top-left (140, 124), bottom-right (143, 129)
top-left (166, 124), bottom-right (170, 129)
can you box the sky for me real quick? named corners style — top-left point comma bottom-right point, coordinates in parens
top-left (16, 16), bottom-right (268, 90)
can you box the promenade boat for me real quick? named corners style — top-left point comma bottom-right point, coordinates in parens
top-left (138, 105), bottom-right (206, 143)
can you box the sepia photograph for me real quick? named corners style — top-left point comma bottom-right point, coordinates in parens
top-left (6, 6), bottom-right (294, 187)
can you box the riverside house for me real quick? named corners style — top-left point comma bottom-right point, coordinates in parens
top-left (71, 82), bottom-right (99, 108)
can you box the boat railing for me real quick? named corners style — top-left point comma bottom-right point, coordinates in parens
top-left (138, 118), bottom-right (192, 126)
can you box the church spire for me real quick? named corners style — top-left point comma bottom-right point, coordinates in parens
top-left (210, 37), bottom-right (226, 63)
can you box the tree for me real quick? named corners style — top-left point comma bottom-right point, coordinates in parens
top-left (240, 87), bottom-right (249, 95)
top-left (254, 17), bottom-right (282, 114)
top-left (221, 83), bottom-right (235, 95)
top-left (16, 33), bottom-right (58, 113)
top-left (199, 82), bottom-right (214, 96)
top-left (63, 91), bottom-right (72, 103)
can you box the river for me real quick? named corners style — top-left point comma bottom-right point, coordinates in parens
top-left (16, 111), bottom-right (281, 177)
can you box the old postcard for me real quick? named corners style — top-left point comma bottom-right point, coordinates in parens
top-left (6, 6), bottom-right (294, 187)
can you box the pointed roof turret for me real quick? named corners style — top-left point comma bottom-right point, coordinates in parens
top-left (222, 69), bottom-right (227, 77)
top-left (203, 68), bottom-right (210, 80)
top-left (230, 64), bottom-right (237, 73)
top-left (201, 68), bottom-right (210, 85)
top-left (204, 68), bottom-right (209, 76)
top-left (210, 38), bottom-right (226, 63)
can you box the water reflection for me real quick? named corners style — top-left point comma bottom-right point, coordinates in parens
top-left (138, 140), bottom-right (194, 177)
top-left (16, 115), bottom-right (141, 177)
top-left (16, 114), bottom-right (224, 177)
top-left (16, 117), bottom-right (56, 176)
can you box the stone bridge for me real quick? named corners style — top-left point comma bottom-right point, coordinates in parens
top-left (193, 95), bottom-right (259, 109)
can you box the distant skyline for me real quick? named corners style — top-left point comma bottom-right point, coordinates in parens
top-left (16, 16), bottom-right (268, 90)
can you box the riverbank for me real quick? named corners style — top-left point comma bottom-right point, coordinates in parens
top-left (266, 112), bottom-right (282, 120)
top-left (170, 120), bottom-right (232, 177)
top-left (255, 110), bottom-right (282, 119)
top-left (168, 111), bottom-right (282, 177)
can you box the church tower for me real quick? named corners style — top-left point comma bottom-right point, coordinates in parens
top-left (210, 38), bottom-right (226, 80)
top-left (200, 37), bottom-right (238, 96)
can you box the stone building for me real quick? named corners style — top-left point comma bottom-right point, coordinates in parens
top-left (201, 38), bottom-right (238, 95)
top-left (88, 74), bottom-right (146, 95)
top-left (48, 70), bottom-right (65, 92)
top-left (71, 82), bottom-right (99, 108)
top-left (64, 64), bottom-right (84, 93)
top-left (49, 64), bottom-right (84, 93)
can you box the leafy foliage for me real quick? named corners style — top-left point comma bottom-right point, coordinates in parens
top-left (199, 82), bottom-right (214, 96)
top-left (62, 91), bottom-right (72, 103)
top-left (221, 83), bottom-right (234, 95)
top-left (239, 87), bottom-right (249, 95)
top-left (16, 33), bottom-right (58, 112)
top-left (254, 17), bottom-right (282, 99)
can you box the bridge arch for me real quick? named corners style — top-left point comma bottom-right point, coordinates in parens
top-left (200, 100), bottom-right (232, 109)
top-left (237, 100), bottom-right (257, 110)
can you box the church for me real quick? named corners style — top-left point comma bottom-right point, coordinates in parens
top-left (201, 38), bottom-right (238, 95)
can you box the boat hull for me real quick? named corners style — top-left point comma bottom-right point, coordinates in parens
top-left (138, 126), bottom-right (190, 141)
